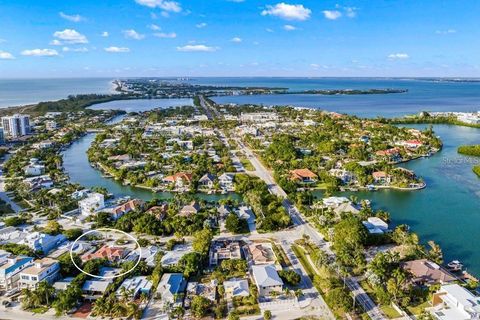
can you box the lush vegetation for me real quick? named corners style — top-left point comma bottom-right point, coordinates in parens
top-left (458, 145), bottom-right (480, 156)
top-left (235, 174), bottom-right (291, 232)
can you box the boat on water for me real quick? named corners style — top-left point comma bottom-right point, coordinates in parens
top-left (447, 260), bottom-right (464, 272)
top-left (366, 184), bottom-right (376, 191)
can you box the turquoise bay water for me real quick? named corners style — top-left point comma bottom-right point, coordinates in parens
top-left (62, 133), bottom-right (240, 203)
top-left (208, 78), bottom-right (480, 118)
top-left (339, 124), bottom-right (480, 274)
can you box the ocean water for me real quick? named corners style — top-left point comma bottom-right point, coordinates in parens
top-left (0, 78), bottom-right (113, 108)
top-left (207, 78), bottom-right (480, 118)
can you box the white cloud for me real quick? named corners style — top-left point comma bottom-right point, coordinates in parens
top-left (310, 63), bottom-right (320, 68)
top-left (53, 29), bottom-right (88, 44)
top-left (153, 32), bottom-right (177, 38)
top-left (59, 12), bottom-right (84, 22)
top-left (283, 24), bottom-right (297, 31)
top-left (50, 39), bottom-right (63, 46)
top-left (322, 10), bottom-right (342, 20)
top-left (436, 29), bottom-right (456, 35)
top-left (21, 49), bottom-right (59, 57)
top-left (388, 53), bottom-right (409, 60)
top-left (134, 0), bottom-right (181, 13)
top-left (176, 44), bottom-right (218, 52)
top-left (62, 47), bottom-right (88, 52)
top-left (344, 7), bottom-right (357, 18)
top-left (123, 29), bottom-right (145, 40)
top-left (0, 51), bottom-right (15, 60)
top-left (261, 3), bottom-right (311, 21)
top-left (149, 24), bottom-right (161, 31)
top-left (266, 28), bottom-right (274, 33)
top-left (101, 31), bottom-right (109, 37)
top-left (231, 37), bottom-right (242, 42)
top-left (196, 22), bottom-right (207, 28)
top-left (104, 46), bottom-right (130, 53)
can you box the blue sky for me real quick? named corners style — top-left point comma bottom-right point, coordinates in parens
top-left (0, 0), bottom-right (479, 78)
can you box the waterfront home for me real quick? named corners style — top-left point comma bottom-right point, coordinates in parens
top-left (401, 139), bottom-right (424, 149)
top-left (23, 175), bottom-right (53, 191)
top-left (71, 189), bottom-right (90, 200)
top-left (248, 243), bottom-right (275, 265)
top-left (329, 168), bottom-right (355, 184)
top-left (78, 192), bottom-right (105, 216)
top-left (198, 173), bottom-right (216, 189)
top-left (375, 147), bottom-right (402, 162)
top-left (19, 232), bottom-right (67, 254)
top-left (0, 255), bottom-right (34, 290)
top-left (116, 276), bottom-right (153, 299)
top-left (107, 154), bottom-right (131, 163)
top-left (163, 172), bottom-right (193, 188)
top-left (209, 240), bottom-right (242, 266)
top-left (458, 112), bottom-right (480, 125)
top-left (18, 258), bottom-right (60, 289)
top-left (322, 196), bottom-right (350, 208)
top-left (429, 284), bottom-right (480, 320)
top-left (179, 201), bottom-right (201, 217)
top-left (217, 204), bottom-right (231, 219)
top-left (372, 171), bottom-right (391, 184)
top-left (223, 278), bottom-right (250, 298)
top-left (362, 217), bottom-right (389, 234)
top-left (81, 245), bottom-right (127, 263)
top-left (218, 173), bottom-right (234, 191)
top-left (401, 259), bottom-right (457, 286)
top-left (156, 273), bottom-right (187, 306)
top-left (109, 198), bottom-right (145, 220)
top-left (334, 202), bottom-right (361, 216)
top-left (289, 169), bottom-right (318, 183)
top-left (251, 264), bottom-right (284, 296)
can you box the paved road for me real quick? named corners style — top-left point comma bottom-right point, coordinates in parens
top-left (236, 138), bottom-right (386, 320)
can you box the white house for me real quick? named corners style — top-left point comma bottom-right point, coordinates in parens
top-left (223, 278), bottom-right (250, 298)
top-left (78, 192), bottom-right (105, 216)
top-left (116, 276), bottom-right (153, 299)
top-left (218, 173), bottom-right (234, 191)
top-left (0, 255), bottom-right (34, 290)
top-left (19, 232), bottom-right (67, 254)
top-left (251, 265), bottom-right (283, 296)
top-left (430, 284), bottom-right (480, 320)
top-left (362, 217), bottom-right (389, 234)
top-left (156, 273), bottom-right (186, 306)
top-left (18, 258), bottom-right (60, 289)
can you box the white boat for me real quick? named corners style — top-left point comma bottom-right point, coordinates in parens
top-left (447, 260), bottom-right (463, 272)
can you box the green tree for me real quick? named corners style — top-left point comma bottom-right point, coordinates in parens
top-left (190, 296), bottom-right (211, 318)
top-left (192, 228), bottom-right (213, 254)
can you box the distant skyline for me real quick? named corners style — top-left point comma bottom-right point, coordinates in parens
top-left (0, 0), bottom-right (479, 78)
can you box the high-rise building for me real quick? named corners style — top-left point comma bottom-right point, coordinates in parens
top-left (1, 114), bottom-right (30, 138)
top-left (0, 128), bottom-right (4, 145)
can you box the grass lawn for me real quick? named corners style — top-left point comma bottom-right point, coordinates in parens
top-left (240, 158), bottom-right (255, 171)
top-left (359, 280), bottom-right (401, 319)
top-left (407, 300), bottom-right (431, 316)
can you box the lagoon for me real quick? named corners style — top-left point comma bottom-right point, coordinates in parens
top-left (315, 124), bottom-right (480, 274)
top-left (62, 133), bottom-right (240, 203)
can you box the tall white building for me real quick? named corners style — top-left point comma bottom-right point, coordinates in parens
top-left (78, 192), bottom-right (105, 216)
top-left (1, 114), bottom-right (30, 138)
